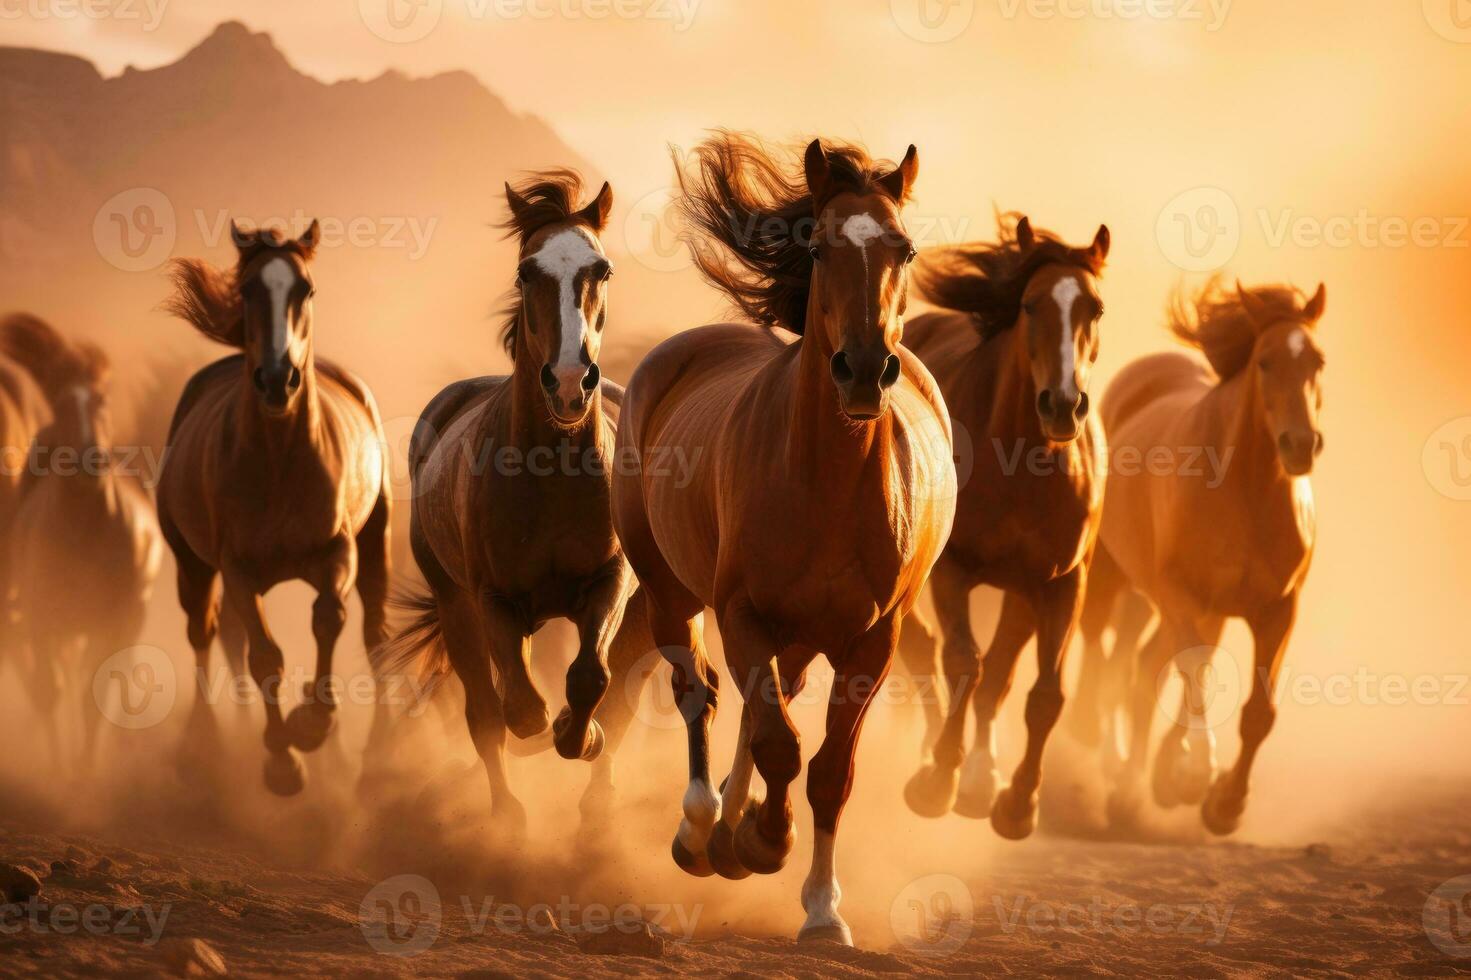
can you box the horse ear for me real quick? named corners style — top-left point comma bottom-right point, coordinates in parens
top-left (803, 139), bottom-right (830, 201)
top-left (1016, 216), bottom-right (1036, 252)
top-left (505, 182), bottom-right (534, 228)
top-left (1236, 280), bottom-right (1272, 325)
top-left (878, 144), bottom-right (919, 203)
top-left (298, 219), bottom-right (322, 259)
top-left (579, 181), bottom-right (614, 232)
top-left (1302, 282), bottom-right (1327, 322)
top-left (229, 220), bottom-right (253, 252)
top-left (1089, 224), bottom-right (1111, 264)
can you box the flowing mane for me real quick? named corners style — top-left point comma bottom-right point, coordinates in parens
top-left (913, 213), bottom-right (1105, 341)
top-left (0, 313), bottom-right (109, 406)
top-left (496, 169), bottom-right (595, 360)
top-left (164, 228), bottom-right (315, 349)
top-left (1168, 276), bottom-right (1315, 381)
top-left (675, 132), bottom-right (913, 335)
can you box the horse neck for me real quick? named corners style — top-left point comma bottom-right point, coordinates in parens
top-left (506, 335), bottom-right (603, 449)
top-left (235, 349), bottom-right (321, 452)
top-left (1209, 367), bottom-right (1288, 494)
top-left (788, 306), bottom-right (894, 479)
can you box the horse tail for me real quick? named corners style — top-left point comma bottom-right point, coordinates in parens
top-left (371, 586), bottom-right (451, 702)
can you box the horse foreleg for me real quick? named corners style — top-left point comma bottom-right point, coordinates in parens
top-left (990, 571), bottom-right (1083, 839)
top-left (1151, 614), bottom-right (1225, 809)
top-left (903, 555), bottom-right (981, 817)
top-left (554, 563), bottom-right (632, 761)
top-left (800, 618), bottom-right (897, 947)
top-left (1203, 592), bottom-right (1296, 835)
top-left (954, 592), bottom-right (1035, 819)
top-left (1107, 614), bottom-right (1185, 827)
top-left (580, 587), bottom-right (655, 825)
top-left (286, 540), bottom-right (354, 753)
top-left (477, 594), bottom-right (547, 740)
top-left (222, 573), bottom-right (302, 797)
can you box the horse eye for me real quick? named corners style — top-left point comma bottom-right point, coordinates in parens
top-left (905, 245), bottom-right (918, 263)
top-left (809, 245), bottom-right (821, 262)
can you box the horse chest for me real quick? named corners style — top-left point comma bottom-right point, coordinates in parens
top-left (475, 471), bottom-right (618, 603)
top-left (1171, 480), bottom-right (1314, 613)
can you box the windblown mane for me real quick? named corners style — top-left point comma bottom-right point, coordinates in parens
top-left (0, 313), bottom-right (109, 407)
top-left (1168, 276), bottom-right (1313, 380)
top-left (496, 169), bottom-right (593, 360)
top-left (675, 132), bottom-right (912, 335)
top-left (163, 229), bottom-right (313, 349)
top-left (913, 213), bottom-right (1105, 341)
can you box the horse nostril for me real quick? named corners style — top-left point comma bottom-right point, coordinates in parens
top-left (1036, 389), bottom-right (1054, 418)
top-left (581, 363), bottom-right (601, 392)
top-left (1075, 391), bottom-right (1090, 419)
top-left (830, 352), bottom-right (854, 385)
top-left (287, 366), bottom-right (302, 391)
top-left (1314, 432), bottom-right (1325, 456)
top-left (1278, 432), bottom-right (1294, 454)
top-left (252, 368), bottom-right (268, 393)
top-left (540, 364), bottom-right (557, 392)
top-left (879, 354), bottom-right (902, 389)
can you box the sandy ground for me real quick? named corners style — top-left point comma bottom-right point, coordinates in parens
top-left (4, 743), bottom-right (1471, 979)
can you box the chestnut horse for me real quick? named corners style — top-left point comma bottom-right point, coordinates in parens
top-left (0, 332), bottom-right (49, 658)
top-left (160, 222), bottom-right (392, 796)
top-left (896, 215), bottom-right (1109, 838)
top-left (602, 135), bottom-right (954, 945)
top-left (1078, 278), bottom-right (1324, 834)
top-left (376, 173), bottom-right (632, 837)
top-left (2, 315), bottom-right (162, 765)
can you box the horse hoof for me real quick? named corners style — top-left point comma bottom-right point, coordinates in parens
top-left (953, 763), bottom-right (999, 820)
top-left (1201, 779), bottom-right (1244, 836)
top-left (990, 786), bottom-right (1037, 841)
top-left (797, 920), bottom-right (854, 946)
top-left (284, 703), bottom-right (336, 752)
top-left (263, 751), bottom-right (306, 797)
top-left (708, 818), bottom-right (753, 881)
top-left (552, 709), bottom-right (604, 761)
top-left (671, 836), bottom-right (715, 878)
top-left (903, 764), bottom-right (959, 818)
top-left (734, 806), bottom-right (792, 875)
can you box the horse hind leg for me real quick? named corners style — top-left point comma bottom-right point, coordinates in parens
top-left (1070, 543), bottom-right (1124, 747)
top-left (166, 520), bottom-right (225, 774)
top-left (1151, 615), bottom-right (1225, 809)
top-left (894, 604), bottom-right (944, 756)
top-left (355, 490), bottom-right (394, 759)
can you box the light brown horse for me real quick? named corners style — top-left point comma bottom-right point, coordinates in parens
top-left (896, 215), bottom-right (1110, 838)
top-left (601, 135), bottom-right (954, 945)
top-left (0, 331), bottom-right (50, 659)
top-left (2, 315), bottom-right (162, 766)
top-left (1078, 278), bottom-right (1324, 834)
top-left (376, 172), bottom-right (632, 838)
top-left (159, 222), bottom-right (392, 796)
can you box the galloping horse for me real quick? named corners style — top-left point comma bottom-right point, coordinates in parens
top-left (604, 135), bottom-right (954, 945)
top-left (2, 315), bottom-right (162, 765)
top-left (897, 215), bottom-right (1110, 838)
top-left (1078, 278), bottom-right (1324, 834)
top-left (160, 222), bottom-right (392, 795)
top-left (377, 172), bottom-right (631, 837)
top-left (0, 326), bottom-right (49, 657)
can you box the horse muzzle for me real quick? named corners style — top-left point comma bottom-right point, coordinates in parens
top-left (831, 348), bottom-right (901, 422)
top-left (1277, 429), bottom-right (1323, 476)
top-left (1036, 386), bottom-right (1089, 442)
top-left (253, 362), bottom-right (303, 416)
top-left (540, 360), bottom-right (601, 426)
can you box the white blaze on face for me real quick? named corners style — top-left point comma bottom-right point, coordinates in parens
top-left (260, 257), bottom-right (296, 357)
top-left (1287, 328), bottom-right (1308, 358)
top-left (841, 213), bottom-right (886, 328)
top-left (1050, 276), bottom-right (1082, 398)
top-left (71, 384), bottom-right (93, 448)
top-left (529, 227), bottom-right (603, 371)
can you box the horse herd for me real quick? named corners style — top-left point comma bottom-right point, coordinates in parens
top-left (0, 133), bottom-right (1325, 946)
